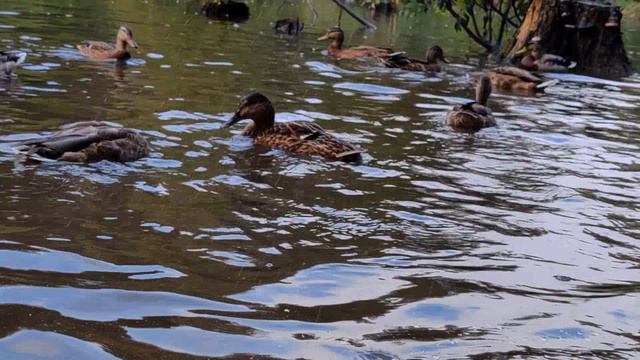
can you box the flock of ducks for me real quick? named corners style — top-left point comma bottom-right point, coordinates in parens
top-left (2, 22), bottom-right (576, 164)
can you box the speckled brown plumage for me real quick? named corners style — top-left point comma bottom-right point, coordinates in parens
top-left (488, 66), bottom-right (558, 94)
top-left (381, 46), bottom-right (448, 73)
top-left (318, 27), bottom-right (392, 60)
top-left (225, 93), bottom-right (363, 162)
top-left (516, 43), bottom-right (575, 72)
top-left (18, 121), bottom-right (149, 163)
top-left (77, 26), bottom-right (138, 60)
top-left (446, 76), bottom-right (496, 132)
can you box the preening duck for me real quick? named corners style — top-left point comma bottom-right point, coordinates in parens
top-left (446, 76), bottom-right (496, 132)
top-left (381, 46), bottom-right (448, 72)
top-left (16, 121), bottom-right (149, 163)
top-left (516, 42), bottom-right (575, 72)
top-left (77, 26), bottom-right (138, 61)
top-left (317, 27), bottom-right (392, 60)
top-left (0, 50), bottom-right (27, 77)
top-left (224, 92), bottom-right (363, 162)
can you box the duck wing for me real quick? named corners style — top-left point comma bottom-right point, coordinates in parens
top-left (491, 66), bottom-right (542, 82)
top-left (0, 50), bottom-right (27, 75)
top-left (380, 52), bottom-right (413, 67)
top-left (18, 124), bottom-right (133, 160)
top-left (540, 54), bottom-right (575, 68)
top-left (349, 45), bottom-right (393, 57)
top-left (259, 122), bottom-right (362, 162)
top-left (0, 51), bottom-right (27, 65)
top-left (270, 121), bottom-right (325, 137)
top-left (78, 41), bottom-right (114, 52)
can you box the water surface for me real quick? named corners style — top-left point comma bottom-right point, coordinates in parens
top-left (1, 1), bottom-right (639, 359)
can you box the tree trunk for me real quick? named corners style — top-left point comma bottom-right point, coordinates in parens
top-left (507, 0), bottom-right (633, 78)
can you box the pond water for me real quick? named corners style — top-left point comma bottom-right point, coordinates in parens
top-left (1, 0), bottom-right (639, 359)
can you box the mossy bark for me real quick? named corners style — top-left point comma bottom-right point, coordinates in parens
top-left (507, 0), bottom-right (633, 77)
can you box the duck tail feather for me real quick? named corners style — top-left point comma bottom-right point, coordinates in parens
top-left (536, 79), bottom-right (560, 89)
top-left (335, 149), bottom-right (363, 159)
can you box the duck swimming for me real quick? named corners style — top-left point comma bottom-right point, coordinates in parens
top-left (446, 76), bottom-right (496, 132)
top-left (16, 121), bottom-right (149, 163)
top-left (317, 27), bottom-right (392, 60)
top-left (224, 92), bottom-right (363, 162)
top-left (0, 51), bottom-right (27, 77)
top-left (381, 46), bottom-right (448, 72)
top-left (487, 66), bottom-right (558, 94)
top-left (77, 26), bottom-right (138, 61)
top-left (515, 42), bottom-right (575, 72)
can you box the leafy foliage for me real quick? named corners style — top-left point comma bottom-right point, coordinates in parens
top-left (359, 0), bottom-right (532, 53)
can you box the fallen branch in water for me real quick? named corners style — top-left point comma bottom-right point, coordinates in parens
top-left (331, 0), bottom-right (377, 29)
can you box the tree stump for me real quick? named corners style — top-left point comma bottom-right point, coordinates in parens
top-left (507, 0), bottom-right (633, 77)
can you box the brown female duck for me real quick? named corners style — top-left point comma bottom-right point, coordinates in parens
top-left (381, 46), bottom-right (449, 72)
top-left (77, 26), bottom-right (138, 61)
top-left (516, 42), bottom-right (575, 72)
top-left (224, 92), bottom-right (362, 162)
top-left (487, 66), bottom-right (558, 94)
top-left (446, 76), bottom-right (496, 132)
top-left (317, 27), bottom-right (392, 60)
top-left (17, 121), bottom-right (149, 163)
top-left (0, 51), bottom-right (27, 77)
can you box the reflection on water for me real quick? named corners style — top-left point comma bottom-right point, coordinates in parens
top-left (1, 0), bottom-right (640, 358)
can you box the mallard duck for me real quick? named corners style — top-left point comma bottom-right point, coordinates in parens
top-left (275, 17), bottom-right (304, 35)
top-left (446, 76), bottom-right (496, 132)
top-left (0, 51), bottom-right (27, 77)
top-left (16, 121), bottom-right (149, 163)
top-left (317, 27), bottom-right (392, 60)
top-left (516, 42), bottom-right (575, 72)
top-left (381, 46), bottom-right (448, 72)
top-left (77, 26), bottom-right (138, 61)
top-left (223, 92), bottom-right (363, 162)
top-left (487, 66), bottom-right (559, 94)
top-left (201, 0), bottom-right (250, 22)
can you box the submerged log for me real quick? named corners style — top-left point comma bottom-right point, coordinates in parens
top-left (507, 0), bottom-right (633, 77)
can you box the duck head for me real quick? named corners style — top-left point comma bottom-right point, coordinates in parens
top-left (475, 76), bottom-right (492, 106)
top-left (224, 92), bottom-right (275, 133)
top-left (514, 42), bottom-right (540, 70)
top-left (318, 27), bottom-right (344, 49)
top-left (117, 26), bottom-right (138, 49)
top-left (425, 46), bottom-right (449, 64)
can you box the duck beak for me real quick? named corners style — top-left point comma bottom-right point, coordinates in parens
top-left (223, 112), bottom-right (243, 128)
top-left (317, 34), bottom-right (329, 41)
top-left (127, 39), bottom-right (139, 49)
